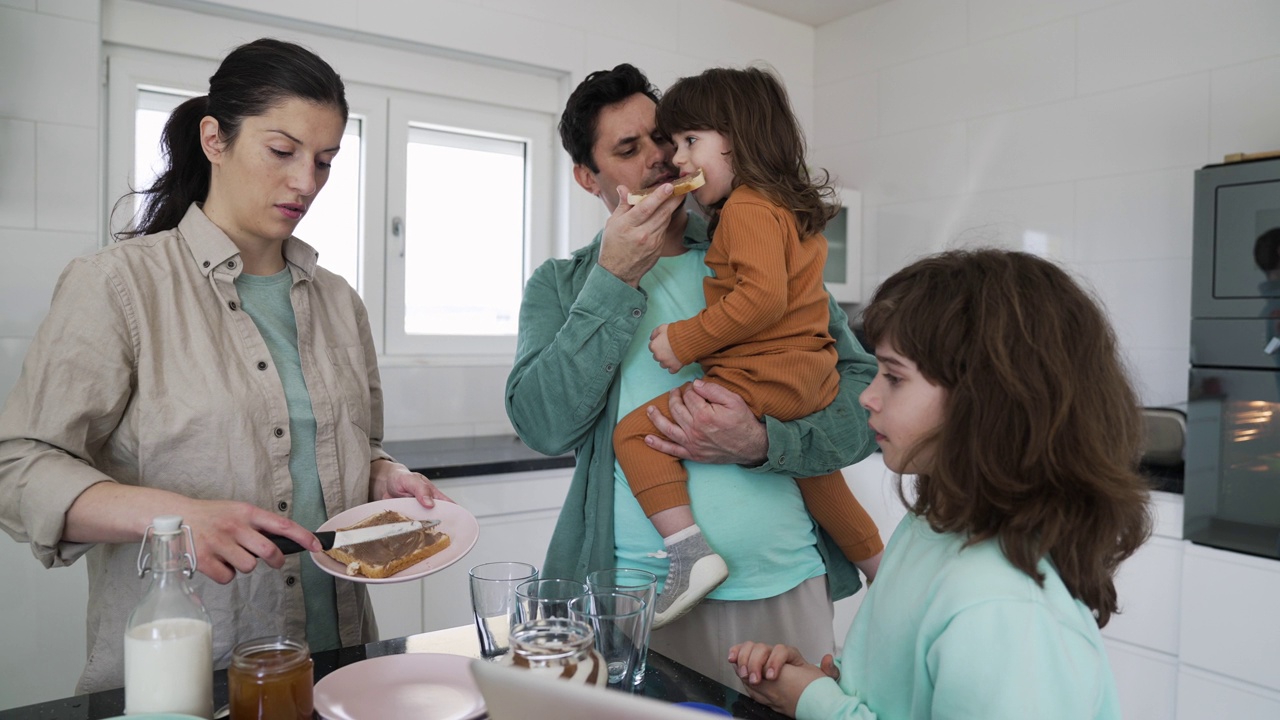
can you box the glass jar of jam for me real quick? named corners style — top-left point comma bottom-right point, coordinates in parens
top-left (502, 618), bottom-right (606, 686)
top-left (228, 636), bottom-right (314, 720)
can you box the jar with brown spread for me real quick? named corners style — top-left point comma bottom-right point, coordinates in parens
top-left (228, 636), bottom-right (314, 719)
top-left (503, 618), bottom-right (606, 686)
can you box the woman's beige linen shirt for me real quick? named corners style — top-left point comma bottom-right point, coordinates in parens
top-left (0, 204), bottom-right (392, 693)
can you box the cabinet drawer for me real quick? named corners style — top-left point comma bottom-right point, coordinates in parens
top-left (1177, 666), bottom-right (1280, 720)
top-left (1104, 641), bottom-right (1177, 720)
top-left (435, 468), bottom-right (572, 517)
top-left (1102, 535), bottom-right (1182, 655)
top-left (1180, 544), bottom-right (1280, 691)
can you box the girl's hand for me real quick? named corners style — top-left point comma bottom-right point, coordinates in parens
top-left (728, 642), bottom-right (827, 717)
top-left (649, 324), bottom-right (683, 372)
top-left (729, 642), bottom-right (810, 685)
top-left (820, 653), bottom-right (841, 681)
top-left (370, 459), bottom-right (454, 508)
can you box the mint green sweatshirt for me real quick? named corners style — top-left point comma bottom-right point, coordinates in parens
top-left (797, 514), bottom-right (1122, 720)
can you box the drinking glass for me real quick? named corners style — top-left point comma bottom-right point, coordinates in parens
top-left (568, 591), bottom-right (647, 691)
top-left (515, 578), bottom-right (588, 625)
top-left (586, 568), bottom-right (657, 688)
top-left (468, 561), bottom-right (538, 658)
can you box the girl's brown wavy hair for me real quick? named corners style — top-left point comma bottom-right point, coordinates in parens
top-left (655, 66), bottom-right (838, 238)
top-left (861, 249), bottom-right (1152, 627)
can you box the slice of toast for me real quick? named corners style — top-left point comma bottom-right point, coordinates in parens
top-left (324, 509), bottom-right (451, 579)
top-left (626, 168), bottom-right (705, 205)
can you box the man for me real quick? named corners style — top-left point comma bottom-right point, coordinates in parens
top-left (504, 64), bottom-right (879, 688)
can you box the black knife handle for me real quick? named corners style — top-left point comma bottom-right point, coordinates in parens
top-left (267, 532), bottom-right (335, 554)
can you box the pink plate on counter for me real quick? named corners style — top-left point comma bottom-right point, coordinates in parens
top-left (310, 498), bottom-right (479, 584)
top-left (314, 653), bottom-right (485, 720)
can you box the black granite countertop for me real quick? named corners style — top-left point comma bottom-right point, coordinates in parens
top-left (0, 629), bottom-right (786, 720)
top-left (383, 434), bottom-right (574, 479)
top-left (1142, 463), bottom-right (1184, 495)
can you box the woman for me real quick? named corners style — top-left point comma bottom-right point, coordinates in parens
top-left (0, 38), bottom-right (448, 693)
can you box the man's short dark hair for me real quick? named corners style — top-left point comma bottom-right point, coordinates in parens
top-left (558, 64), bottom-right (661, 173)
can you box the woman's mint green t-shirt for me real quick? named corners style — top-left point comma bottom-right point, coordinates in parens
top-left (235, 269), bottom-right (340, 652)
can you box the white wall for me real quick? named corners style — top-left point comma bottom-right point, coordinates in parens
top-left (0, 0), bottom-right (102, 711)
top-left (0, 0), bottom-right (817, 442)
top-left (0, 0), bottom-right (815, 709)
top-left (7, 0), bottom-right (1280, 710)
top-left (814, 0), bottom-right (1280, 408)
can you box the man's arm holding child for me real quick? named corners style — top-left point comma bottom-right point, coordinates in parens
top-left (645, 295), bottom-right (878, 476)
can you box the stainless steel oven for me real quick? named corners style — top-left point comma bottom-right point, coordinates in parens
top-left (1186, 156), bottom-right (1280, 560)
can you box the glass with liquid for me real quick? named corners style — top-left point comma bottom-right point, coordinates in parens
top-left (227, 636), bottom-right (314, 720)
top-left (503, 618), bottom-right (606, 686)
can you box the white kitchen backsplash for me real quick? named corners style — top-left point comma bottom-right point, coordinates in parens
top-left (813, 0), bottom-right (1280, 408)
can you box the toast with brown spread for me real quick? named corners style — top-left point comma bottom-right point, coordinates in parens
top-left (324, 509), bottom-right (451, 579)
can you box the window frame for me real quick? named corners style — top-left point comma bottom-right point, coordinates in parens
top-left (384, 90), bottom-right (555, 357)
top-left (104, 45), bottom-right (555, 361)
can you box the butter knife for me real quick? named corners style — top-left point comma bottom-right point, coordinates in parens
top-left (269, 518), bottom-right (441, 555)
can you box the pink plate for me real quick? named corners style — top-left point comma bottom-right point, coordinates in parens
top-left (314, 653), bottom-right (485, 720)
top-left (310, 498), bottom-right (479, 584)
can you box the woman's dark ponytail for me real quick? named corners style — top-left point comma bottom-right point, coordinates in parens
top-left (114, 38), bottom-right (347, 240)
top-left (117, 96), bottom-right (211, 240)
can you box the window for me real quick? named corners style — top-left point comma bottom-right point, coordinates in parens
top-left (404, 128), bottom-right (525, 337)
top-left (108, 49), bottom-right (555, 359)
top-left (385, 92), bottom-right (554, 356)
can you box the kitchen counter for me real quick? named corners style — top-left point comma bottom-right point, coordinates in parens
top-left (0, 624), bottom-right (786, 719)
top-left (383, 434), bottom-right (574, 479)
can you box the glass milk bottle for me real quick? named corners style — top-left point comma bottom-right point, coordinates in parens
top-left (124, 515), bottom-right (214, 718)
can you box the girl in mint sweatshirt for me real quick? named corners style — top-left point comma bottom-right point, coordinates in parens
top-left (728, 249), bottom-right (1152, 719)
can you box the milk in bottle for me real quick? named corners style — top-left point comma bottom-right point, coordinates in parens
top-left (124, 515), bottom-right (213, 718)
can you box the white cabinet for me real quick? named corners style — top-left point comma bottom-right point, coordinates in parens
top-left (366, 468), bottom-right (571, 640)
top-left (1179, 543), bottom-right (1280, 693)
top-left (1177, 666), bottom-right (1280, 720)
top-left (1106, 640), bottom-right (1179, 720)
top-left (1096, 491), bottom-right (1184, 719)
top-left (1103, 535), bottom-right (1183, 655)
top-left (834, 453), bottom-right (909, 644)
top-left (0, 539), bottom-right (89, 711)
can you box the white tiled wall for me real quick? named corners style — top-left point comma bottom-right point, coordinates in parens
top-left (0, 1), bottom-right (102, 709)
top-left (0, 0), bottom-right (815, 709)
top-left (5, 0), bottom-right (1280, 711)
top-left (815, 0), bottom-right (1280, 407)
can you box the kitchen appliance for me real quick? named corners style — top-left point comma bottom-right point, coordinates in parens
top-left (1186, 155), bottom-right (1280, 560)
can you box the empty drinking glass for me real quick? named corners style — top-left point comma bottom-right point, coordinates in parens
top-left (515, 578), bottom-right (588, 625)
top-left (586, 568), bottom-right (657, 688)
top-left (468, 561), bottom-right (539, 658)
top-left (568, 591), bottom-right (647, 691)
